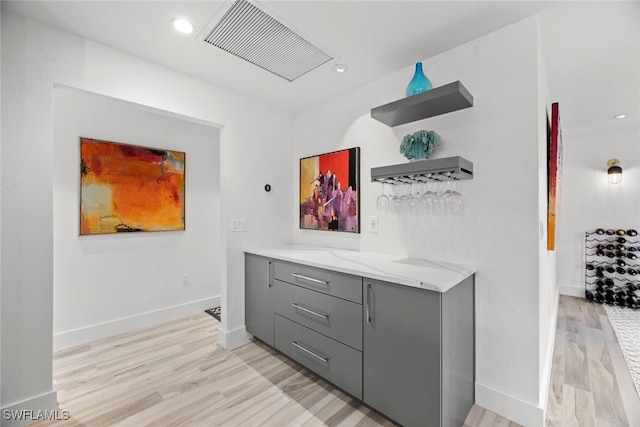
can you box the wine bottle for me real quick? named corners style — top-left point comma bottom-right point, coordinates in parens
top-left (606, 229), bottom-right (616, 235)
top-left (617, 229), bottom-right (626, 236)
top-left (627, 252), bottom-right (637, 260)
top-left (627, 229), bottom-right (638, 236)
top-left (617, 237), bottom-right (627, 244)
top-left (616, 259), bottom-right (626, 267)
top-left (595, 228), bottom-right (605, 235)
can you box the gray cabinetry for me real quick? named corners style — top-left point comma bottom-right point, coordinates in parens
top-left (273, 279), bottom-right (363, 351)
top-left (245, 254), bottom-right (275, 346)
top-left (274, 315), bottom-right (363, 399)
top-left (274, 260), bottom-right (362, 303)
top-left (245, 252), bottom-right (475, 427)
top-left (363, 276), bottom-right (474, 427)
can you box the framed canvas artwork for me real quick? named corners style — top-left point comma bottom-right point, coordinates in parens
top-left (547, 102), bottom-right (563, 250)
top-left (300, 147), bottom-right (360, 233)
top-left (80, 137), bottom-right (185, 235)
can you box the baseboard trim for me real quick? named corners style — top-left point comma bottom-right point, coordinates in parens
top-left (1, 391), bottom-right (58, 427)
top-left (217, 325), bottom-right (251, 349)
top-left (559, 284), bottom-right (584, 298)
top-left (475, 382), bottom-right (543, 427)
top-left (53, 296), bottom-right (220, 351)
top-left (539, 287), bottom-right (560, 418)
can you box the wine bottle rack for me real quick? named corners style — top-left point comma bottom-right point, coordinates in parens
top-left (585, 228), bottom-right (640, 309)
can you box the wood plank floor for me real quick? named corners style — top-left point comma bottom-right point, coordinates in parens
top-left (545, 296), bottom-right (640, 427)
top-left (31, 295), bottom-right (639, 427)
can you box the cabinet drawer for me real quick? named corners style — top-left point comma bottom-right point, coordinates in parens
top-left (274, 261), bottom-right (362, 304)
top-left (273, 280), bottom-right (362, 351)
top-left (274, 315), bottom-right (362, 400)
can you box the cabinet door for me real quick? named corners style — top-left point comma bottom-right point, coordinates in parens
top-left (363, 279), bottom-right (442, 427)
top-left (245, 254), bottom-right (274, 346)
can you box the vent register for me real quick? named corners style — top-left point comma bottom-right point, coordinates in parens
top-left (204, 0), bottom-right (333, 82)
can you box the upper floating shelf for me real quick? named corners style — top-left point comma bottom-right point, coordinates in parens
top-left (371, 81), bottom-right (473, 127)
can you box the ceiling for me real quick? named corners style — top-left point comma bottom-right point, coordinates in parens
top-left (3, 1), bottom-right (639, 135)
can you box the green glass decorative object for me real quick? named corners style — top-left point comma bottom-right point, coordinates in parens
top-left (399, 130), bottom-right (441, 160)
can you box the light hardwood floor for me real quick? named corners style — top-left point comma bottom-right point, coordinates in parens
top-left (32, 295), bottom-right (638, 427)
top-left (545, 296), bottom-right (640, 427)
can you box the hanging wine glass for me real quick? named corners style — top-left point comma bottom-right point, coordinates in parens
top-left (376, 182), bottom-right (390, 213)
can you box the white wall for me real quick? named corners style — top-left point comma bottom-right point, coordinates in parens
top-left (557, 119), bottom-right (640, 297)
top-left (1, 11), bottom-right (293, 423)
top-left (536, 23), bottom-right (559, 414)
top-left (544, 3), bottom-right (640, 297)
top-left (293, 17), bottom-right (553, 427)
top-left (0, 2), bottom-right (3, 412)
top-left (52, 88), bottom-right (221, 350)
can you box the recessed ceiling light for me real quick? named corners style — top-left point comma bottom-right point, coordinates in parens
top-left (614, 114), bottom-right (627, 119)
top-left (172, 18), bottom-right (194, 34)
top-left (332, 64), bottom-right (348, 73)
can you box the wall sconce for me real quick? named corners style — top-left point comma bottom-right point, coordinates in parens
top-left (607, 159), bottom-right (622, 184)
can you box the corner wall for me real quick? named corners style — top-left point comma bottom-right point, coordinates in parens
top-left (52, 88), bottom-right (221, 350)
top-left (1, 12), bottom-right (293, 424)
top-left (292, 17), bottom-right (552, 427)
top-left (549, 3), bottom-right (640, 297)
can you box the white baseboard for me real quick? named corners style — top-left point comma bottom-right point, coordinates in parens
top-left (539, 288), bottom-right (560, 418)
top-left (53, 296), bottom-right (219, 351)
top-left (1, 391), bottom-right (58, 427)
top-left (217, 325), bottom-right (251, 349)
top-left (559, 284), bottom-right (584, 298)
top-left (475, 382), bottom-right (544, 427)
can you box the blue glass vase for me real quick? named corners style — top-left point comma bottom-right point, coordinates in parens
top-left (406, 62), bottom-right (432, 97)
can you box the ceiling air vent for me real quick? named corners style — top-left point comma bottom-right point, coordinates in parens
top-left (204, 0), bottom-right (333, 82)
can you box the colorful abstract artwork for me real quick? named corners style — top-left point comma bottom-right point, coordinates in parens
top-left (547, 102), bottom-right (563, 250)
top-left (80, 138), bottom-right (185, 235)
top-left (300, 147), bottom-right (360, 233)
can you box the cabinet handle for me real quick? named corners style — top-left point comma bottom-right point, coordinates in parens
top-left (366, 283), bottom-right (372, 323)
top-left (291, 303), bottom-right (329, 320)
top-left (291, 273), bottom-right (329, 286)
top-left (292, 341), bottom-right (330, 363)
top-left (267, 261), bottom-right (272, 288)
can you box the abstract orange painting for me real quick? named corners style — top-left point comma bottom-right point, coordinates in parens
top-left (80, 138), bottom-right (185, 235)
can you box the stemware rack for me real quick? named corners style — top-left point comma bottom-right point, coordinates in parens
top-left (371, 156), bottom-right (473, 185)
top-left (585, 228), bottom-right (640, 309)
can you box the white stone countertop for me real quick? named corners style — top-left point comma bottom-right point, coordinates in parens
top-left (245, 244), bottom-right (477, 293)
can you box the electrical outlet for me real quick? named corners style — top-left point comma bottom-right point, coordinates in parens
top-left (369, 215), bottom-right (378, 234)
top-left (231, 219), bottom-right (247, 232)
top-left (182, 273), bottom-right (190, 286)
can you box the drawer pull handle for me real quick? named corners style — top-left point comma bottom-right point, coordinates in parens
top-left (291, 273), bottom-right (329, 286)
top-left (366, 283), bottom-right (372, 323)
top-left (292, 303), bottom-right (329, 320)
top-left (292, 341), bottom-right (330, 363)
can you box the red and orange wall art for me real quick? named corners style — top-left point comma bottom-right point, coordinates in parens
top-left (547, 102), bottom-right (563, 250)
top-left (80, 138), bottom-right (185, 235)
top-left (300, 147), bottom-right (360, 233)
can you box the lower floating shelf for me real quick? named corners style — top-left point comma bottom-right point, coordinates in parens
top-left (370, 156), bottom-right (473, 185)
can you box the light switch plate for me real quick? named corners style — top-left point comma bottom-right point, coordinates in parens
top-left (231, 218), bottom-right (247, 232)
